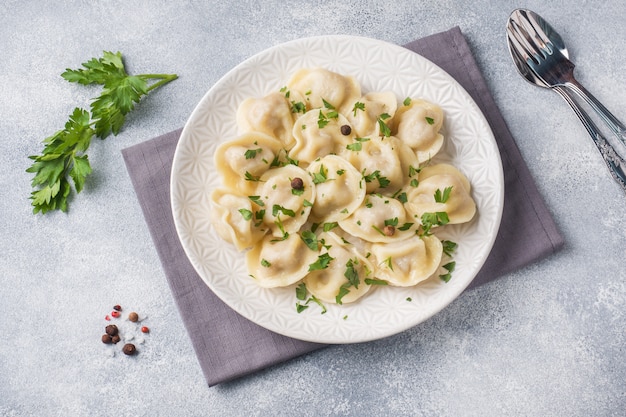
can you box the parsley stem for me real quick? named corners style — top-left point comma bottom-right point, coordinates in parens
top-left (141, 73), bottom-right (179, 92)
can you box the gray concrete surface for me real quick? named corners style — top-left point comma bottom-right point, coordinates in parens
top-left (1, 0), bottom-right (625, 416)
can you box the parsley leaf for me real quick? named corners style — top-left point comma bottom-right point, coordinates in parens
top-left (308, 253), bottom-right (334, 271)
top-left (434, 186), bottom-right (453, 203)
top-left (300, 230), bottom-right (319, 251)
top-left (311, 164), bottom-right (329, 184)
top-left (28, 51), bottom-right (177, 214)
top-left (377, 113), bottom-right (391, 137)
top-left (352, 101), bottom-right (365, 116)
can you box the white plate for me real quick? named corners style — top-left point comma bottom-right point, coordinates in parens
top-left (171, 35), bottom-right (504, 344)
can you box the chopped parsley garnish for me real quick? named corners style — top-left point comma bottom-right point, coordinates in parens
top-left (311, 164), bottom-right (329, 184)
top-left (398, 222), bottom-right (413, 231)
top-left (272, 204), bottom-right (295, 217)
top-left (442, 240), bottom-right (458, 257)
top-left (295, 283), bottom-right (307, 301)
top-left (244, 171), bottom-right (261, 182)
top-left (425, 116), bottom-right (435, 125)
top-left (322, 222), bottom-right (338, 232)
top-left (365, 278), bottom-right (388, 285)
top-left (291, 101), bottom-right (306, 114)
top-left (248, 195), bottom-right (265, 206)
top-left (261, 259), bottom-right (271, 267)
top-left (362, 170), bottom-right (390, 188)
top-left (238, 208), bottom-right (253, 221)
top-left (308, 253), bottom-right (334, 271)
top-left (419, 211), bottom-right (450, 236)
top-left (244, 148), bottom-right (262, 159)
top-left (381, 256), bottom-right (393, 270)
top-left (434, 186), bottom-right (453, 203)
top-left (403, 97), bottom-right (412, 106)
top-left (346, 137), bottom-right (370, 152)
top-left (352, 101), bottom-right (365, 116)
top-left (300, 230), bottom-right (318, 251)
top-left (377, 113), bottom-right (391, 137)
top-left (384, 217), bottom-right (398, 227)
top-left (439, 261), bottom-right (455, 282)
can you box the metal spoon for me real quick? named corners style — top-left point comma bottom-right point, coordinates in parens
top-left (508, 8), bottom-right (626, 144)
top-left (506, 8), bottom-right (626, 192)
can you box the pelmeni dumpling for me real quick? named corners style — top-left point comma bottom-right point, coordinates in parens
top-left (306, 155), bottom-right (365, 223)
top-left (287, 68), bottom-right (361, 115)
top-left (405, 172), bottom-right (476, 225)
top-left (246, 232), bottom-right (319, 288)
top-left (214, 132), bottom-right (284, 195)
top-left (346, 91), bottom-right (398, 138)
top-left (236, 92), bottom-right (297, 148)
top-left (393, 98), bottom-right (444, 163)
top-left (303, 232), bottom-right (374, 304)
top-left (339, 193), bottom-right (414, 243)
top-left (417, 163), bottom-right (471, 192)
top-left (290, 110), bottom-right (355, 165)
top-left (342, 135), bottom-right (419, 193)
top-left (370, 234), bottom-right (442, 287)
top-left (257, 164), bottom-right (315, 237)
top-left (210, 188), bottom-right (267, 251)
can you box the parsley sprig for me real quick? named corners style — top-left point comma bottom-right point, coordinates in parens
top-left (27, 51), bottom-right (177, 214)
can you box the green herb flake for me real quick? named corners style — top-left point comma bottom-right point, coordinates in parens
top-left (425, 116), bottom-right (435, 125)
top-left (344, 259), bottom-right (360, 288)
top-left (244, 148), bottom-right (263, 159)
top-left (272, 204), bottom-right (296, 218)
top-left (261, 259), bottom-right (272, 267)
top-left (403, 97), bottom-right (412, 106)
top-left (300, 230), bottom-right (318, 251)
top-left (311, 164), bottom-right (328, 184)
top-left (442, 240), bottom-right (458, 257)
top-left (434, 186), bottom-right (453, 203)
top-left (365, 278), bottom-right (388, 286)
top-left (296, 283), bottom-right (307, 301)
top-left (308, 253), bottom-right (334, 271)
top-left (352, 101), bottom-right (365, 116)
top-left (238, 208), bottom-right (253, 221)
top-left (248, 195), bottom-right (265, 206)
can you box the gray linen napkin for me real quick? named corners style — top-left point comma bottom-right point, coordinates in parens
top-left (121, 26), bottom-right (564, 387)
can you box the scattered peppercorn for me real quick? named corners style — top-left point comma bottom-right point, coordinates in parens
top-left (141, 326), bottom-right (150, 334)
top-left (128, 312), bottom-right (139, 322)
top-left (122, 343), bottom-right (137, 356)
top-left (340, 125), bottom-right (352, 135)
top-left (105, 324), bottom-right (119, 336)
top-left (111, 310), bottom-right (121, 318)
top-left (290, 177), bottom-right (304, 190)
top-left (101, 334), bottom-right (113, 344)
top-left (113, 305), bottom-right (122, 311)
top-left (383, 225), bottom-right (395, 236)
top-left (111, 334), bottom-right (121, 344)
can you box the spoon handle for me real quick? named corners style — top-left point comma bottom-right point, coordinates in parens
top-left (563, 79), bottom-right (626, 145)
top-left (553, 86), bottom-right (626, 193)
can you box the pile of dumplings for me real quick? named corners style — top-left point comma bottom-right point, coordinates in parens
top-left (210, 68), bottom-right (476, 306)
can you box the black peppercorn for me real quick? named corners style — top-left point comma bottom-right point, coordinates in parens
top-left (105, 324), bottom-right (118, 336)
top-left (111, 334), bottom-right (121, 344)
top-left (340, 125), bottom-right (352, 136)
top-left (101, 334), bottom-right (113, 344)
top-left (122, 343), bottom-right (137, 356)
top-left (290, 177), bottom-right (304, 190)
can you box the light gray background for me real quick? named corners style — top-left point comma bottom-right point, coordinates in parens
top-left (1, 1), bottom-right (625, 416)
